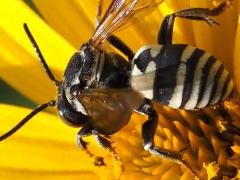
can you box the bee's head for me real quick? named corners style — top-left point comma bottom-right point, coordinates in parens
top-left (63, 43), bottom-right (100, 88)
top-left (60, 43), bottom-right (100, 116)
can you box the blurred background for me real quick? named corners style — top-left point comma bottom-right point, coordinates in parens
top-left (0, 0), bottom-right (38, 108)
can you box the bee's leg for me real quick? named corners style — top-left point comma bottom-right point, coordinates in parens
top-left (92, 130), bottom-right (123, 178)
top-left (138, 99), bottom-right (198, 177)
top-left (158, 0), bottom-right (231, 45)
top-left (107, 35), bottom-right (135, 61)
top-left (138, 99), bottom-right (183, 162)
top-left (96, 0), bottom-right (134, 61)
top-left (77, 124), bottom-right (105, 166)
top-left (92, 130), bottom-right (122, 166)
top-left (213, 104), bottom-right (240, 135)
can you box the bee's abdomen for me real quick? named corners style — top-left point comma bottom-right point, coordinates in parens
top-left (131, 44), bottom-right (234, 110)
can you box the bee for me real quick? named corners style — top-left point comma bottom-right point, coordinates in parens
top-left (0, 0), bottom-right (234, 177)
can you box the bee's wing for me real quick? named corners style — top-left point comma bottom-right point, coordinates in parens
top-left (76, 87), bottom-right (144, 134)
top-left (90, 0), bottom-right (164, 47)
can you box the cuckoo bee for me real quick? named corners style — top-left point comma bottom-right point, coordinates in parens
top-left (0, 0), bottom-right (234, 177)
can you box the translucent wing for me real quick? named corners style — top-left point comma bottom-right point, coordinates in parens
top-left (75, 87), bottom-right (144, 134)
top-left (90, 0), bottom-right (164, 47)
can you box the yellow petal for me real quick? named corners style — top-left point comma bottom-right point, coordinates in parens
top-left (234, 15), bottom-right (240, 93)
top-left (0, 0), bottom-right (75, 104)
top-left (1, 0), bottom-right (240, 180)
top-left (0, 104), bottom-right (107, 180)
top-left (32, 0), bottom-right (96, 49)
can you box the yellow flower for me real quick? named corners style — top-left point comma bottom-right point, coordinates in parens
top-left (0, 0), bottom-right (240, 179)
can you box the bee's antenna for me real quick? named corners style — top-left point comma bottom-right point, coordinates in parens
top-left (23, 23), bottom-right (60, 87)
top-left (0, 100), bottom-right (56, 141)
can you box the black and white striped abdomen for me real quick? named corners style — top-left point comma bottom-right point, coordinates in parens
top-left (130, 44), bottom-right (234, 110)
